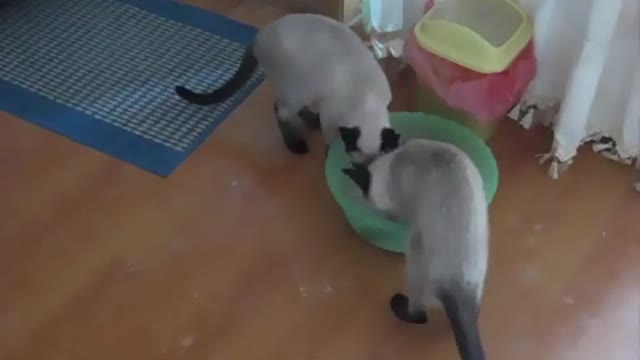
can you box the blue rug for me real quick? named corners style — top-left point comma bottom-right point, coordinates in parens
top-left (0, 0), bottom-right (264, 176)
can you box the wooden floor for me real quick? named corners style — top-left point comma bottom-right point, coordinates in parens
top-left (1, 1), bottom-right (639, 359)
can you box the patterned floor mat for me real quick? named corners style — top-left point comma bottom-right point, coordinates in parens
top-left (0, 0), bottom-right (264, 176)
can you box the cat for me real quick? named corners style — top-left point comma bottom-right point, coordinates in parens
top-left (175, 13), bottom-right (400, 162)
top-left (342, 138), bottom-right (489, 360)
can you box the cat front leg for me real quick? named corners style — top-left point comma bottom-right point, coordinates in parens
top-left (321, 122), bottom-right (340, 146)
top-left (274, 101), bottom-right (309, 155)
top-left (321, 123), bottom-right (340, 158)
top-left (297, 107), bottom-right (321, 130)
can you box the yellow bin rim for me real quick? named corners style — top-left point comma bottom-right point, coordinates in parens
top-left (414, 0), bottom-right (533, 74)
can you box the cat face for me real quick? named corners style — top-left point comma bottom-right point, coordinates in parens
top-left (339, 126), bottom-right (400, 165)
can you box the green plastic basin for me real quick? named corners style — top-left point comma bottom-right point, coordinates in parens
top-left (325, 112), bottom-right (499, 253)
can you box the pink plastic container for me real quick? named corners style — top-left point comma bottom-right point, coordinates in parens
top-left (405, 0), bottom-right (537, 125)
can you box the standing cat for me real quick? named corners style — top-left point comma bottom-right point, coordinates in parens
top-left (175, 13), bottom-right (399, 162)
top-left (342, 139), bottom-right (489, 360)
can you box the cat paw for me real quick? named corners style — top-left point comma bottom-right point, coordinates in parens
top-left (285, 138), bottom-right (309, 155)
top-left (390, 293), bottom-right (428, 324)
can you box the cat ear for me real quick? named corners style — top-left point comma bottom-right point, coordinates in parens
top-left (341, 164), bottom-right (371, 195)
top-left (339, 126), bottom-right (361, 152)
top-left (380, 127), bottom-right (400, 153)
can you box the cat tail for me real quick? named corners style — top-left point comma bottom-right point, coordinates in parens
top-left (175, 45), bottom-right (258, 105)
top-left (438, 284), bottom-right (486, 360)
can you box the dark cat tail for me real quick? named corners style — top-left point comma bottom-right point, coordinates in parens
top-left (438, 284), bottom-right (486, 360)
top-left (175, 45), bottom-right (258, 105)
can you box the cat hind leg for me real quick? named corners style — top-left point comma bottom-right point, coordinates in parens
top-left (391, 232), bottom-right (428, 324)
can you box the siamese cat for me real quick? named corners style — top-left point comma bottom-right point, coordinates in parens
top-left (342, 139), bottom-right (488, 360)
top-left (175, 13), bottom-right (399, 162)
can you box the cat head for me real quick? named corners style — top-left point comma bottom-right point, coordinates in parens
top-left (339, 126), bottom-right (400, 165)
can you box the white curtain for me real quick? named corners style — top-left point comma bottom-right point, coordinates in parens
top-left (510, 0), bottom-right (640, 184)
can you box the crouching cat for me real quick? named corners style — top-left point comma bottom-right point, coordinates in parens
top-left (175, 13), bottom-right (400, 163)
top-left (342, 139), bottom-right (489, 360)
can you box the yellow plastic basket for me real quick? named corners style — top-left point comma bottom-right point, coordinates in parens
top-left (414, 0), bottom-right (532, 74)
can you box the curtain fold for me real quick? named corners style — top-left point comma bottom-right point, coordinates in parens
top-left (510, 0), bottom-right (640, 184)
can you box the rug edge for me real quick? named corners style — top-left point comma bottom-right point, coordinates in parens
top-left (0, 80), bottom-right (183, 177)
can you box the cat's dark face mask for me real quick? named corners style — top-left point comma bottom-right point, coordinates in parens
top-left (339, 126), bottom-right (400, 165)
top-left (341, 163), bottom-right (372, 197)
